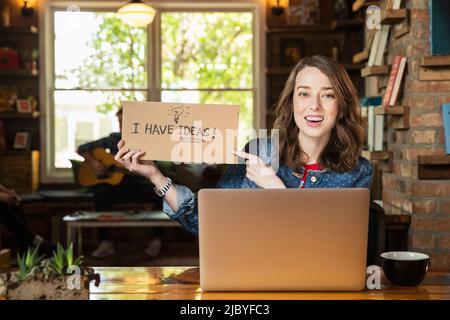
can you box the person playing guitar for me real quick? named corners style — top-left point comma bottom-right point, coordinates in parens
top-left (77, 107), bottom-right (223, 259)
top-left (77, 108), bottom-right (163, 259)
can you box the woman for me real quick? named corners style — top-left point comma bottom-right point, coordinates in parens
top-left (114, 55), bottom-right (373, 234)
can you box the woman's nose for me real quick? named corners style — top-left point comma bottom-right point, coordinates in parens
top-left (308, 97), bottom-right (321, 110)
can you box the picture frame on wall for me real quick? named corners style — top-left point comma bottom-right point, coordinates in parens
top-left (287, 0), bottom-right (320, 26)
top-left (280, 38), bottom-right (304, 67)
top-left (13, 131), bottom-right (31, 150)
top-left (16, 99), bottom-right (33, 113)
top-left (0, 85), bottom-right (18, 112)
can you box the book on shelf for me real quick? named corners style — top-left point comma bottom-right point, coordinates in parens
top-left (360, 96), bottom-right (383, 152)
top-left (383, 55), bottom-right (407, 106)
top-left (388, 0), bottom-right (403, 10)
top-left (383, 55), bottom-right (401, 105)
top-left (367, 106), bottom-right (375, 151)
top-left (375, 26), bottom-right (390, 66)
top-left (368, 28), bottom-right (380, 67)
top-left (388, 56), bottom-right (407, 106)
top-left (366, 106), bottom-right (384, 152)
top-left (367, 0), bottom-right (401, 66)
top-left (374, 115), bottom-right (385, 151)
top-left (443, 103), bottom-right (450, 154)
top-left (368, 26), bottom-right (390, 66)
top-left (366, 29), bottom-right (377, 51)
top-left (390, 56), bottom-right (407, 105)
top-left (360, 96), bottom-right (383, 107)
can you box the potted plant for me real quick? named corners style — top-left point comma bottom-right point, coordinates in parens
top-left (0, 244), bottom-right (100, 300)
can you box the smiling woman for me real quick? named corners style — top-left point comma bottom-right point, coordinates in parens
top-left (115, 55), bottom-right (372, 234)
top-left (273, 55), bottom-right (365, 173)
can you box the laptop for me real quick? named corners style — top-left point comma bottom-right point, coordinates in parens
top-left (198, 188), bottom-right (370, 291)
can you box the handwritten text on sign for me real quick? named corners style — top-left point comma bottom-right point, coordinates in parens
top-left (122, 101), bottom-right (240, 164)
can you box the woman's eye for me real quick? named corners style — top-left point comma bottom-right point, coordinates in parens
top-left (323, 94), bottom-right (335, 99)
top-left (298, 92), bottom-right (309, 97)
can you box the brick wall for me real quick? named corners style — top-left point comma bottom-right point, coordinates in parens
top-left (382, 0), bottom-right (450, 271)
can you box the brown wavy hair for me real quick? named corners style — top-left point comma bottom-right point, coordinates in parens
top-left (271, 55), bottom-right (365, 173)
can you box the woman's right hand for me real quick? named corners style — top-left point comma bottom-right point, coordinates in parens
top-left (114, 139), bottom-right (160, 180)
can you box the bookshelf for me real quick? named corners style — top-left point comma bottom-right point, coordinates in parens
top-left (418, 155), bottom-right (450, 180)
top-left (362, 150), bottom-right (391, 161)
top-left (330, 19), bottom-right (364, 30)
top-left (419, 55), bottom-right (450, 81)
top-left (419, 68), bottom-right (450, 81)
top-left (393, 16), bottom-right (411, 39)
top-left (344, 63), bottom-right (365, 72)
top-left (351, 1), bottom-right (379, 65)
top-left (265, 67), bottom-right (292, 76)
top-left (0, 20), bottom-right (40, 195)
top-left (362, 150), bottom-right (393, 172)
top-left (420, 55), bottom-right (450, 80)
top-left (0, 150), bottom-right (40, 193)
top-left (0, 69), bottom-right (38, 77)
top-left (380, 9), bottom-right (408, 25)
top-left (353, 49), bottom-right (370, 64)
top-left (356, 1), bottom-right (411, 180)
top-left (0, 111), bottom-right (40, 119)
top-left (378, 76), bottom-right (388, 90)
top-left (421, 56), bottom-right (450, 67)
top-left (266, 26), bottom-right (331, 34)
top-left (265, 3), bottom-right (366, 128)
top-left (379, 7), bottom-right (410, 39)
top-left (419, 54), bottom-right (450, 82)
top-left (267, 64), bottom-right (364, 75)
top-left (0, 26), bottom-right (38, 35)
top-left (361, 65), bottom-right (390, 77)
top-left (374, 105), bottom-right (409, 130)
top-left (352, 0), bottom-right (380, 12)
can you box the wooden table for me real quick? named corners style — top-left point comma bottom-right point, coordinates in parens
top-left (63, 211), bottom-right (180, 255)
top-left (89, 267), bottom-right (450, 300)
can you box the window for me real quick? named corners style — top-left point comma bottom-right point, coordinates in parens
top-left (160, 12), bottom-right (254, 138)
top-left (43, 1), bottom-right (262, 181)
top-left (52, 10), bottom-right (147, 169)
top-left (430, 0), bottom-right (450, 55)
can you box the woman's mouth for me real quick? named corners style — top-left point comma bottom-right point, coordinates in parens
top-left (304, 115), bottom-right (324, 128)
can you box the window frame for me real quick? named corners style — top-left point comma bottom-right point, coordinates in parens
top-left (40, 0), bottom-right (265, 183)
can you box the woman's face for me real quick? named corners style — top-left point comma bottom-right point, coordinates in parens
top-left (292, 66), bottom-right (339, 140)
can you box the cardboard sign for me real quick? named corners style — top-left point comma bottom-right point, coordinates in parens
top-left (122, 101), bottom-right (240, 164)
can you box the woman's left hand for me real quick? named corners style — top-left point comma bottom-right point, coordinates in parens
top-left (231, 149), bottom-right (286, 189)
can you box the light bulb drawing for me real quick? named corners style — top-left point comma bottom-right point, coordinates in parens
top-left (167, 105), bottom-right (189, 124)
top-left (171, 107), bottom-right (184, 124)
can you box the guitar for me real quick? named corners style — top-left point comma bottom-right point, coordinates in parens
top-left (78, 148), bottom-right (135, 187)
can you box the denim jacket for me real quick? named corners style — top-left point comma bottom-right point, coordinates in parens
top-left (163, 138), bottom-right (373, 234)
